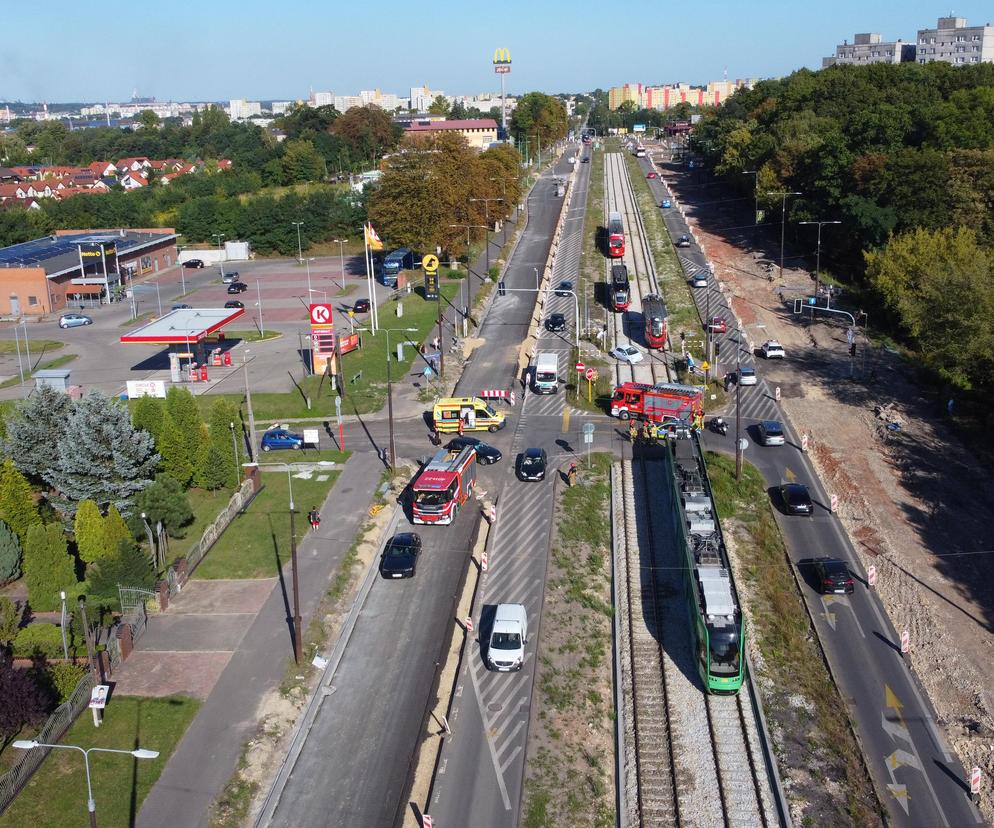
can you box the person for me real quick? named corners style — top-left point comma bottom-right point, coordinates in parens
top-left (431, 428), bottom-right (441, 446)
top-left (628, 421), bottom-right (638, 443)
top-left (308, 508), bottom-right (321, 531)
top-left (567, 462), bottom-right (578, 487)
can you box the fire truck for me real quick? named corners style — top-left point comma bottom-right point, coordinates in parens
top-left (609, 382), bottom-right (704, 424)
top-left (411, 446), bottom-right (477, 525)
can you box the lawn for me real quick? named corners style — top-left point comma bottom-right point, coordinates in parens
top-left (120, 311), bottom-right (156, 328)
top-left (192, 468), bottom-right (342, 579)
top-left (0, 339), bottom-right (63, 355)
top-left (163, 485), bottom-right (236, 566)
top-left (2, 695), bottom-right (200, 828)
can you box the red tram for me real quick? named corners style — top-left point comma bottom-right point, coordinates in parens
top-left (607, 211), bottom-right (625, 258)
top-left (643, 294), bottom-right (668, 349)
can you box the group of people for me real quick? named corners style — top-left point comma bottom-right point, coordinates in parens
top-left (627, 414), bottom-right (705, 444)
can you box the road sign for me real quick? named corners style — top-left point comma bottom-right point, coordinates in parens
top-left (830, 494), bottom-right (839, 513)
top-left (575, 361), bottom-right (585, 372)
top-left (900, 629), bottom-right (910, 653)
top-left (738, 438), bottom-right (749, 452)
top-left (309, 303), bottom-right (333, 327)
top-left (585, 368), bottom-right (596, 380)
top-left (701, 360), bottom-right (710, 371)
top-left (583, 423), bottom-right (595, 436)
top-left (775, 386), bottom-right (781, 402)
top-left (801, 433), bottom-right (809, 452)
top-left (422, 253), bottom-right (439, 272)
top-left (867, 565), bottom-right (877, 587)
top-left (423, 815), bottom-right (433, 828)
top-left (971, 767), bottom-right (982, 795)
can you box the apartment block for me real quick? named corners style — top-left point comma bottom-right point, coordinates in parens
top-left (916, 16), bottom-right (994, 65)
top-left (823, 32), bottom-right (915, 67)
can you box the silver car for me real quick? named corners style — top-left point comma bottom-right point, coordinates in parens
top-left (738, 366), bottom-right (757, 386)
top-left (758, 420), bottom-right (785, 446)
top-left (58, 313), bottom-right (92, 328)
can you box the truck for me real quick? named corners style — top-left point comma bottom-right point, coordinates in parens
top-left (433, 396), bottom-right (507, 434)
top-left (381, 247), bottom-right (415, 287)
top-left (487, 603), bottom-right (528, 671)
top-left (610, 263), bottom-right (630, 311)
top-left (609, 381), bottom-right (704, 424)
top-left (411, 446), bottom-right (477, 525)
top-left (532, 352), bottom-right (559, 394)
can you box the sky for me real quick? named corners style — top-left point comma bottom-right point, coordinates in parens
top-left (2, 0), bottom-right (992, 103)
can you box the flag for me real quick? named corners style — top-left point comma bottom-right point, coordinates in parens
top-left (365, 223), bottom-right (384, 251)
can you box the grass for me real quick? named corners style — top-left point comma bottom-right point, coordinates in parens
top-left (192, 468), bottom-right (341, 580)
top-left (2, 695), bottom-right (200, 828)
top-left (164, 485), bottom-right (236, 566)
top-left (704, 450), bottom-right (881, 824)
top-left (579, 145), bottom-right (609, 343)
top-left (222, 329), bottom-right (282, 343)
top-left (0, 339), bottom-right (63, 355)
top-left (0, 354), bottom-right (79, 390)
top-left (120, 311), bottom-right (156, 328)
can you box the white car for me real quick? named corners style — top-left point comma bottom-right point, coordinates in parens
top-left (738, 366), bottom-right (757, 386)
top-left (690, 272), bottom-right (709, 288)
top-left (761, 340), bottom-right (786, 359)
top-left (610, 345), bottom-right (644, 365)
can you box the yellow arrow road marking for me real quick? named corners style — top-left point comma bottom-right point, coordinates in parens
top-left (784, 466), bottom-right (797, 482)
top-left (561, 407), bottom-right (570, 433)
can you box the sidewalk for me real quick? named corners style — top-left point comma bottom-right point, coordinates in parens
top-left (136, 454), bottom-right (384, 828)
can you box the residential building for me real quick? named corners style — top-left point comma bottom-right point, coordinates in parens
top-left (334, 95), bottom-right (363, 112)
top-left (229, 99), bottom-right (262, 120)
top-left (311, 91), bottom-right (334, 107)
top-left (823, 32), bottom-right (915, 66)
top-left (410, 85), bottom-right (446, 112)
top-left (916, 16), bottom-right (994, 65)
top-left (608, 79), bottom-right (756, 111)
top-left (0, 228), bottom-right (178, 315)
top-left (270, 101), bottom-right (293, 115)
top-left (360, 89), bottom-right (406, 110)
top-left (404, 118), bottom-right (499, 150)
top-left (609, 84), bottom-right (643, 110)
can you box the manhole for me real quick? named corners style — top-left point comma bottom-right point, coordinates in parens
top-left (488, 702), bottom-right (503, 713)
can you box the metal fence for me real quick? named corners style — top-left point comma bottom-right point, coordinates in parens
top-left (182, 478), bottom-right (255, 579)
top-left (0, 671), bottom-right (94, 815)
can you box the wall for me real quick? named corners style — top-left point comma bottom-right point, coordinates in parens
top-left (0, 267), bottom-right (52, 316)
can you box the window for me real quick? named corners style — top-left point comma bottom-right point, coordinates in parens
top-left (27, 296), bottom-right (38, 306)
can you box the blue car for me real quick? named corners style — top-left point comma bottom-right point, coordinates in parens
top-left (660, 199), bottom-right (671, 208)
top-left (261, 428), bottom-right (304, 451)
top-left (58, 313), bottom-right (92, 329)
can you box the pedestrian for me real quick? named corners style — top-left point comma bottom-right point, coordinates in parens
top-left (430, 428), bottom-right (441, 446)
top-left (567, 462), bottom-right (578, 488)
top-left (947, 398), bottom-right (955, 417)
top-left (308, 508), bottom-right (321, 531)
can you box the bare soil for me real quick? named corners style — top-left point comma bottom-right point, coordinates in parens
top-left (663, 160), bottom-right (994, 820)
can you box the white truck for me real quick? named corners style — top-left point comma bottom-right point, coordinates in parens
top-left (487, 603), bottom-right (528, 672)
top-left (532, 351), bottom-right (559, 394)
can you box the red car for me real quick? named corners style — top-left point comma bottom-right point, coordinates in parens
top-left (647, 172), bottom-right (658, 179)
top-left (708, 316), bottom-right (727, 333)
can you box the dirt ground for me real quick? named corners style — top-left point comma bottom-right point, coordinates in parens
top-left (662, 160), bottom-right (994, 820)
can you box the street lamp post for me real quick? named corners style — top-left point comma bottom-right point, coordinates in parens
top-left (332, 239), bottom-right (348, 290)
top-left (304, 256), bottom-right (314, 296)
top-left (378, 327), bottom-right (417, 470)
top-left (798, 220), bottom-right (842, 309)
top-left (212, 233), bottom-right (225, 279)
top-left (255, 280), bottom-right (265, 336)
top-left (765, 191), bottom-right (802, 280)
top-left (153, 282), bottom-right (162, 317)
top-left (12, 741), bottom-right (159, 828)
top-left (140, 512), bottom-right (157, 570)
top-left (292, 221), bottom-right (304, 264)
top-left (228, 421), bottom-right (240, 489)
top-left (242, 351), bottom-right (257, 461)
top-left (287, 465), bottom-right (301, 662)
top-left (742, 170), bottom-right (758, 224)
top-left (489, 178), bottom-right (510, 243)
top-left (470, 197), bottom-right (504, 276)
top-left (448, 223), bottom-right (489, 321)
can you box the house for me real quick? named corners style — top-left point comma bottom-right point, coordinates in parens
top-left (404, 118), bottom-right (500, 151)
top-left (10, 166), bottom-right (35, 179)
top-left (116, 157), bottom-right (151, 172)
top-left (52, 187), bottom-right (98, 200)
top-left (0, 167), bottom-right (21, 182)
top-left (67, 171), bottom-right (98, 187)
top-left (24, 182), bottom-right (53, 198)
top-left (89, 161), bottom-right (117, 177)
top-left (217, 159), bottom-right (233, 170)
top-left (0, 197), bottom-right (40, 210)
top-left (91, 179), bottom-right (112, 192)
top-left (120, 172), bottom-right (148, 189)
top-left (0, 182), bottom-right (31, 200)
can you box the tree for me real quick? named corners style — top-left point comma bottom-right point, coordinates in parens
top-left (134, 477), bottom-right (193, 538)
top-left (74, 500), bottom-right (105, 565)
top-left (158, 412), bottom-right (194, 486)
top-left (0, 459), bottom-right (40, 542)
top-left (0, 654), bottom-right (50, 742)
top-left (510, 92), bottom-right (569, 153)
top-left (331, 106), bottom-right (401, 165)
top-left (103, 505), bottom-right (133, 552)
top-left (281, 139), bottom-right (326, 183)
top-left (44, 392), bottom-right (159, 516)
top-left (448, 101), bottom-right (467, 120)
top-left (428, 95), bottom-right (451, 116)
top-left (196, 399), bottom-right (239, 491)
top-left (87, 540), bottom-right (155, 600)
top-left (3, 385), bottom-right (74, 482)
top-left (137, 109), bottom-right (160, 131)
top-left (164, 387), bottom-right (204, 474)
top-left (23, 524), bottom-right (77, 613)
top-left (0, 596), bottom-right (21, 646)
top-left (131, 396), bottom-right (165, 446)
top-left (0, 521), bottom-right (22, 585)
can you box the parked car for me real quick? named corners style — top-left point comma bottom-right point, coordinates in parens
top-left (224, 300), bottom-right (244, 309)
top-left (446, 436), bottom-right (502, 465)
top-left (647, 171), bottom-right (658, 179)
top-left (260, 428), bottom-right (303, 451)
top-left (353, 298), bottom-right (371, 314)
top-left (780, 482), bottom-right (813, 515)
top-left (761, 339), bottom-right (786, 359)
top-left (758, 420), bottom-right (786, 446)
top-left (675, 235), bottom-right (692, 248)
top-left (182, 259), bottom-right (205, 269)
top-left (814, 558), bottom-right (855, 594)
top-left (581, 157), bottom-right (590, 163)
top-left (660, 199), bottom-right (672, 208)
top-left (690, 272), bottom-right (709, 288)
top-left (221, 272), bottom-right (240, 284)
top-left (707, 316), bottom-right (727, 333)
top-left (546, 313), bottom-right (566, 332)
top-left (737, 366), bottom-right (757, 386)
top-left (227, 282), bottom-right (248, 294)
top-left (517, 448), bottom-right (547, 481)
top-left (610, 344), bottom-right (644, 365)
top-left (555, 280), bottom-right (574, 297)
top-left (58, 313), bottom-right (92, 329)
top-left (171, 303), bottom-right (192, 310)
top-left (379, 533), bottom-right (422, 579)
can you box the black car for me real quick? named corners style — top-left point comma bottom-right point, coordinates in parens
top-left (676, 235), bottom-right (692, 248)
top-left (555, 280), bottom-right (573, 297)
top-left (182, 259), bottom-right (205, 268)
top-left (171, 303), bottom-right (191, 310)
top-left (581, 157), bottom-right (590, 163)
top-left (379, 533), bottom-right (422, 579)
top-left (226, 282), bottom-right (248, 294)
top-left (224, 300), bottom-right (244, 309)
top-left (518, 448), bottom-right (547, 481)
top-left (780, 483), bottom-right (814, 515)
top-left (546, 313), bottom-right (566, 332)
top-left (353, 298), bottom-right (371, 313)
top-left (814, 558), bottom-right (854, 594)
top-left (447, 436), bottom-right (502, 465)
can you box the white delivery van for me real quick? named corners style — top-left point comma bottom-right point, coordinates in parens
top-left (487, 604), bottom-right (528, 672)
top-left (532, 352), bottom-right (559, 394)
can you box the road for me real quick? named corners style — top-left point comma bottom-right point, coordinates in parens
top-left (642, 145), bottom-right (982, 828)
top-left (258, 150), bottom-right (584, 828)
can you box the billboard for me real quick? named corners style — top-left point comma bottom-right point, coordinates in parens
top-left (633, 124), bottom-right (647, 133)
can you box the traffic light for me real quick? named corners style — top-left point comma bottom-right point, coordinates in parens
top-left (497, 281), bottom-right (506, 297)
top-left (680, 331), bottom-right (686, 342)
top-left (714, 342), bottom-right (720, 357)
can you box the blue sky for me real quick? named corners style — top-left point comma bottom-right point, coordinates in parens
top-left (2, 1), bottom-right (992, 102)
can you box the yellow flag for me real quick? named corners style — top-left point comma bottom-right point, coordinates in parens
top-left (365, 223), bottom-right (384, 251)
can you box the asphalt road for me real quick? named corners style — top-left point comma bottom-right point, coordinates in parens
top-left (646, 147), bottom-right (982, 827)
top-left (259, 152), bottom-right (582, 828)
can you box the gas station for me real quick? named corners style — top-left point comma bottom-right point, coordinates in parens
top-left (119, 307), bottom-right (246, 384)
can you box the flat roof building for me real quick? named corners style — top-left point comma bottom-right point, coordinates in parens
top-left (823, 32), bottom-right (916, 67)
top-left (916, 16), bottom-right (994, 65)
top-left (404, 119), bottom-right (499, 150)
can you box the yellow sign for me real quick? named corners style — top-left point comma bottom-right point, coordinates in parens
top-left (492, 47), bottom-right (511, 64)
top-left (702, 360), bottom-right (710, 371)
top-left (422, 254), bottom-right (439, 273)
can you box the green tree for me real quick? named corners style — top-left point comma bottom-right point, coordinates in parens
top-left (158, 412), bottom-right (194, 486)
top-left (428, 95), bottom-right (451, 116)
top-left (331, 105), bottom-right (401, 165)
top-left (510, 92), bottom-right (569, 153)
top-left (164, 387), bottom-right (204, 473)
top-left (44, 392), bottom-right (159, 516)
top-left (87, 540), bottom-right (155, 600)
top-left (0, 521), bottom-right (21, 584)
top-left (196, 399), bottom-right (239, 491)
top-left (103, 505), bottom-right (133, 553)
top-left (134, 477), bottom-right (193, 538)
top-left (0, 596), bottom-right (21, 646)
top-left (74, 499), bottom-right (106, 565)
top-left (0, 459), bottom-right (40, 542)
top-left (23, 524), bottom-right (76, 612)
top-left (281, 139), bottom-right (326, 183)
top-left (131, 396), bottom-right (165, 446)
top-left (137, 109), bottom-right (160, 130)
top-left (3, 385), bottom-right (74, 482)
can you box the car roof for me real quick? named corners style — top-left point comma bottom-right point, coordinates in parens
top-left (390, 532), bottom-right (420, 545)
top-left (782, 482), bottom-right (808, 492)
top-left (740, 366), bottom-right (756, 373)
top-left (524, 447), bottom-right (544, 457)
top-left (819, 558), bottom-right (848, 572)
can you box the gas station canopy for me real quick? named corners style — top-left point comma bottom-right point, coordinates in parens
top-left (119, 307), bottom-right (245, 345)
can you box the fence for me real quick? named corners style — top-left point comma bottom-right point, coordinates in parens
top-left (0, 671), bottom-right (95, 815)
top-left (183, 478), bottom-right (255, 578)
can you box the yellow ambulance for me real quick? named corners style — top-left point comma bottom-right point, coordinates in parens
top-left (433, 397), bottom-right (507, 434)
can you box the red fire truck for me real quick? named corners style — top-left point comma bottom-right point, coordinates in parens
top-left (609, 382), bottom-right (704, 424)
top-left (411, 446), bottom-right (477, 525)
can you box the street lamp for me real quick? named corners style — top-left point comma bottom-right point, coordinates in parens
top-left (765, 191), bottom-right (802, 280)
top-left (379, 327), bottom-right (417, 470)
top-left (735, 323), bottom-right (765, 481)
top-left (332, 238), bottom-right (348, 290)
top-left (307, 287), bottom-right (328, 303)
top-left (489, 178), bottom-right (510, 242)
top-left (228, 421), bottom-right (240, 489)
top-left (140, 512), bottom-right (157, 570)
top-left (304, 256), bottom-right (315, 296)
top-left (212, 233), bottom-right (226, 279)
top-left (255, 280), bottom-right (265, 336)
top-left (470, 197), bottom-right (504, 275)
top-left (448, 223), bottom-right (490, 319)
top-left (292, 221), bottom-right (304, 264)
top-left (13, 740), bottom-right (159, 828)
top-left (798, 220), bottom-right (842, 308)
top-left (152, 281), bottom-right (162, 317)
top-left (742, 170), bottom-right (758, 224)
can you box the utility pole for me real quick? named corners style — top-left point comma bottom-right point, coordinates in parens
top-left (798, 219), bottom-right (841, 311)
top-left (242, 353), bottom-right (257, 461)
top-left (287, 469), bottom-right (301, 663)
top-left (213, 233), bottom-right (225, 279)
top-left (765, 191), bottom-right (802, 279)
top-left (292, 221), bottom-right (304, 264)
top-left (78, 598), bottom-right (101, 727)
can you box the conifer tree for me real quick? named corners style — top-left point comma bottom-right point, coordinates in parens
top-left (0, 520), bottom-right (22, 584)
top-left (74, 500), bottom-right (106, 565)
top-left (0, 459), bottom-right (40, 542)
top-left (2, 385), bottom-right (73, 481)
top-left (158, 412), bottom-right (193, 486)
top-left (23, 524), bottom-right (76, 612)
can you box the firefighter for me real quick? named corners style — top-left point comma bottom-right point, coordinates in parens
top-left (567, 462), bottom-right (578, 488)
top-left (628, 421), bottom-right (638, 443)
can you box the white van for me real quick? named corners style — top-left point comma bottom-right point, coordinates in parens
top-left (532, 352), bottom-right (559, 394)
top-left (487, 604), bottom-right (528, 672)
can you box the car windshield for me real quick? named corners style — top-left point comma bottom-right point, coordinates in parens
top-left (415, 490), bottom-right (449, 506)
top-left (523, 454), bottom-right (542, 466)
top-left (709, 629), bottom-right (741, 675)
top-left (490, 632), bottom-right (521, 650)
top-left (483, 405), bottom-right (497, 418)
top-left (386, 544), bottom-right (412, 558)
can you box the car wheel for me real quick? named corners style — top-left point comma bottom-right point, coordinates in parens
top-left (59, 323), bottom-right (67, 329)
top-left (292, 444), bottom-right (300, 450)
top-left (619, 410), bottom-right (630, 420)
top-left (262, 445), bottom-right (271, 452)
top-left (488, 425), bottom-right (499, 433)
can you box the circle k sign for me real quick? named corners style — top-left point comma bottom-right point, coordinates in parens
top-left (309, 304), bottom-right (333, 327)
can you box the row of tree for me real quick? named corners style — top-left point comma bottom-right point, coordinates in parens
top-left (508, 93), bottom-right (570, 158)
top-left (690, 61), bottom-right (994, 392)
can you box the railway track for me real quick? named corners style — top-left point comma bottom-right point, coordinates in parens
top-left (616, 454), bottom-right (778, 827)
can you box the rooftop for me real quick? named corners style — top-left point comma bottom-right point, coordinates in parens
top-left (0, 229), bottom-right (177, 276)
top-left (119, 307), bottom-right (245, 344)
top-left (406, 118), bottom-right (498, 132)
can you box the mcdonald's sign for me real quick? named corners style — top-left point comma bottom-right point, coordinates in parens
top-left (493, 47), bottom-right (511, 73)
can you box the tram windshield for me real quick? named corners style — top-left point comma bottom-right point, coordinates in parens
top-left (708, 629), bottom-right (741, 676)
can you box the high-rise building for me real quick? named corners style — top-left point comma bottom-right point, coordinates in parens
top-left (823, 32), bottom-right (915, 67)
top-left (608, 80), bottom-right (755, 111)
top-left (311, 91), bottom-right (334, 107)
top-left (916, 17), bottom-right (994, 65)
top-left (229, 99), bottom-right (262, 120)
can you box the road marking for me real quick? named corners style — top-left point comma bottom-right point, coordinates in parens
top-left (468, 648), bottom-right (513, 810)
top-left (561, 406), bottom-right (570, 433)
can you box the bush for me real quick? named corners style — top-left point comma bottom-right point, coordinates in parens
top-left (23, 524), bottom-right (78, 612)
top-left (0, 596), bottom-right (23, 646)
top-left (45, 661), bottom-right (87, 703)
top-left (86, 540), bottom-right (155, 600)
top-left (13, 623), bottom-right (71, 660)
top-left (0, 654), bottom-right (51, 739)
top-left (0, 519), bottom-right (22, 584)
top-left (135, 477), bottom-right (194, 538)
